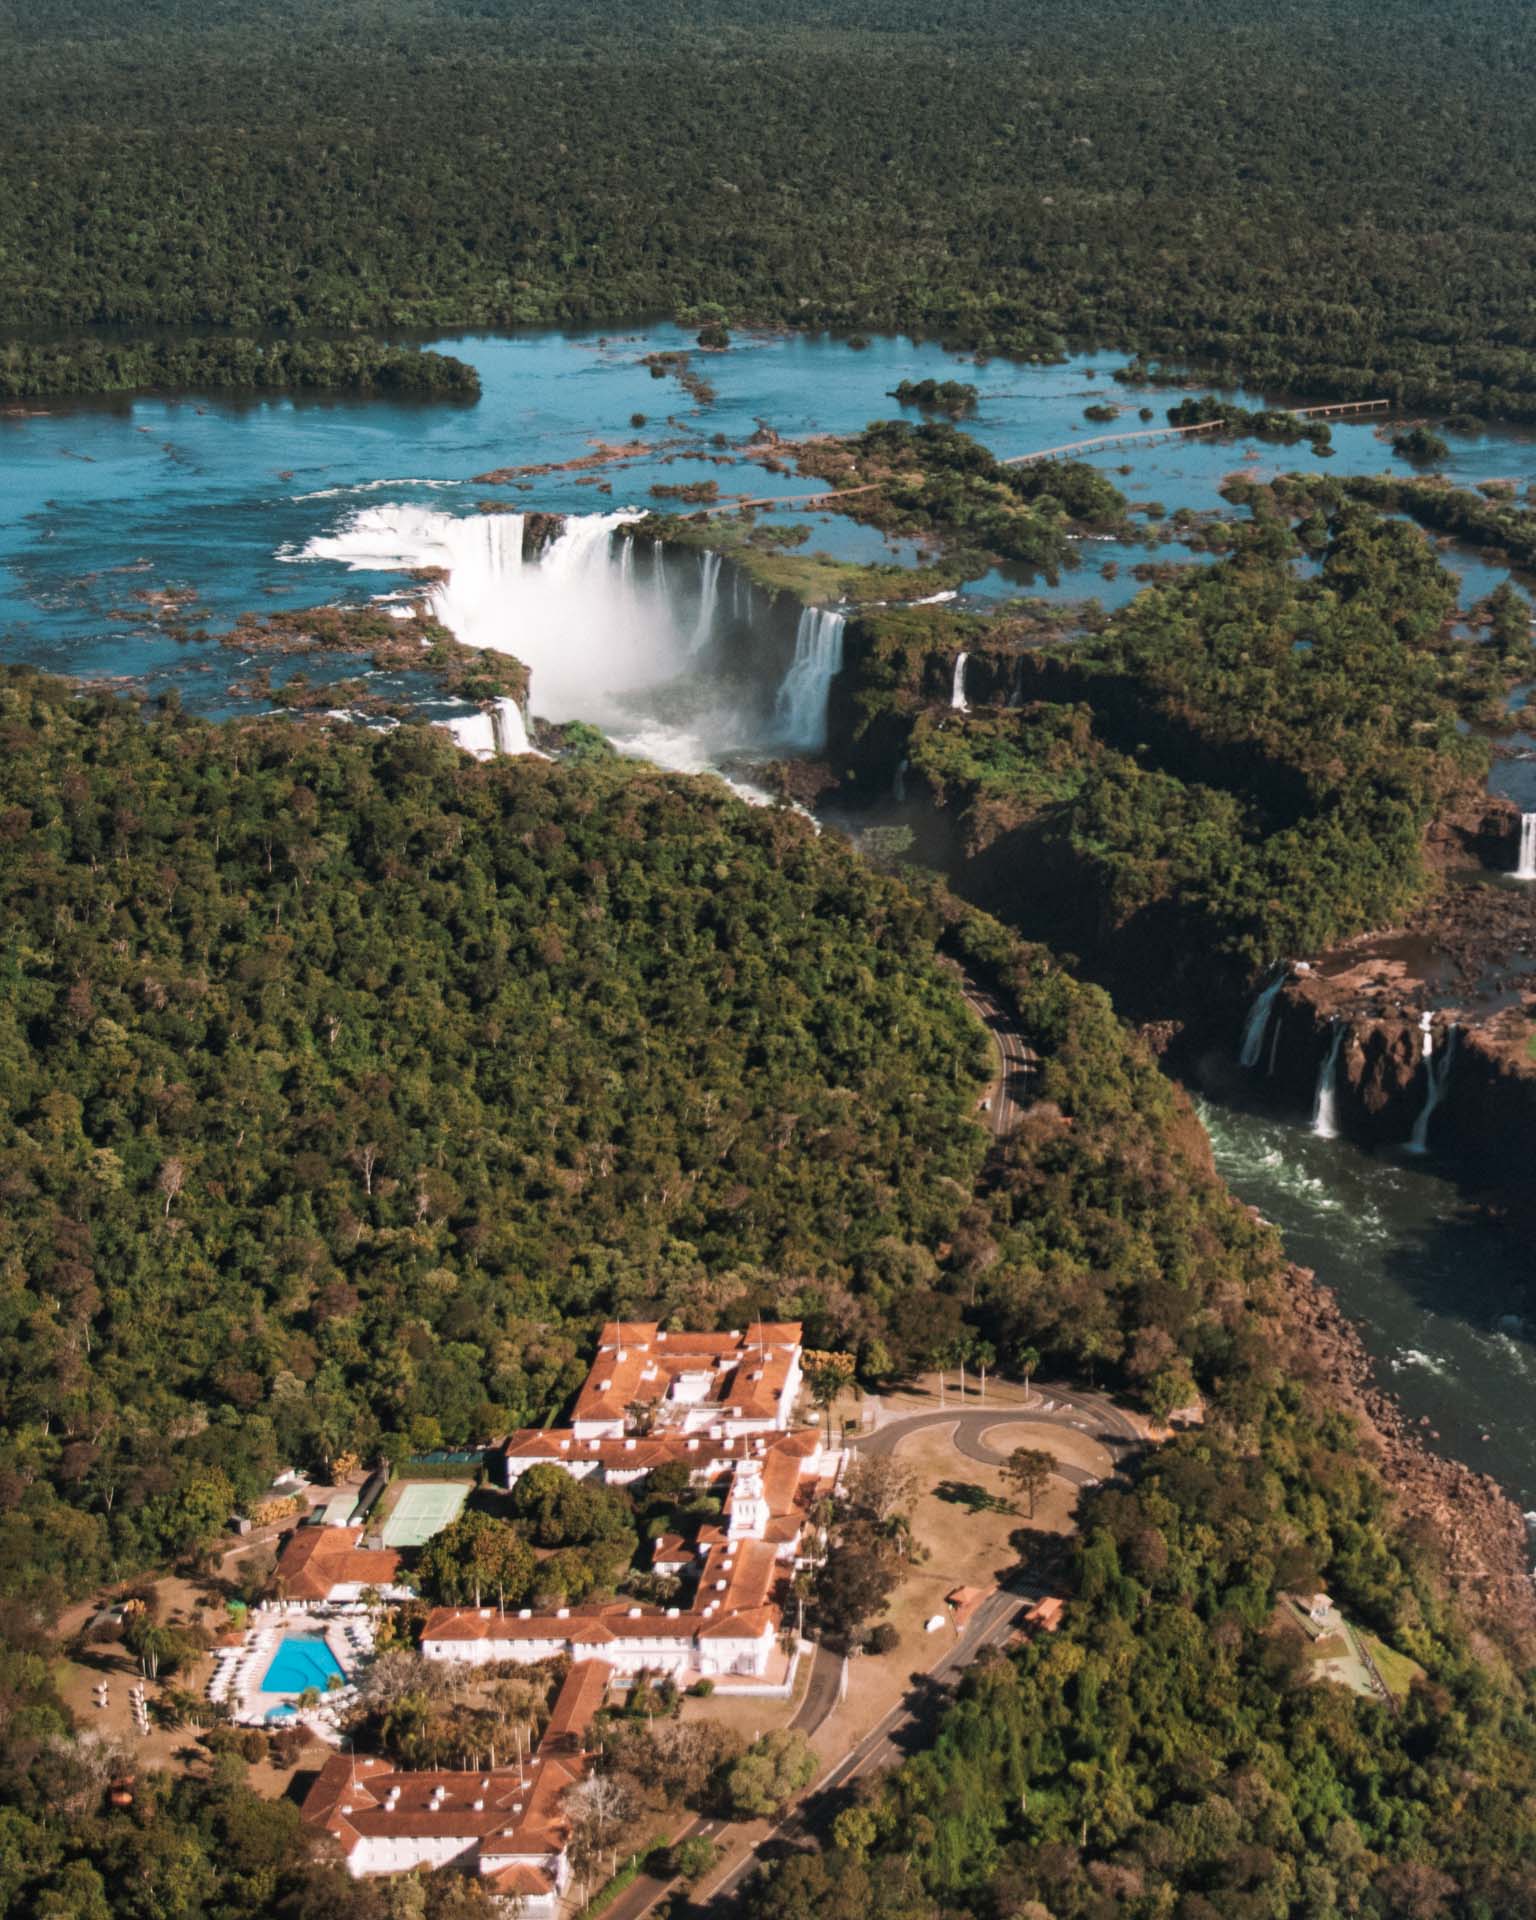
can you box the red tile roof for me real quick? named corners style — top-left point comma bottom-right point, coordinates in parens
top-left (302, 1663), bottom-right (611, 1867)
top-left (484, 1863), bottom-right (555, 1896)
top-left (422, 1553), bottom-right (786, 1653)
top-left (542, 1657), bottom-right (612, 1750)
top-left (571, 1324), bottom-right (803, 1428)
top-left (272, 1526), bottom-right (401, 1603)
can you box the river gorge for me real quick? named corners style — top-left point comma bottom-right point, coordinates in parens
top-left (7, 322), bottom-right (1536, 1516)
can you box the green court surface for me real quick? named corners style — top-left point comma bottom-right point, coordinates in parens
top-left (379, 1481), bottom-right (469, 1549)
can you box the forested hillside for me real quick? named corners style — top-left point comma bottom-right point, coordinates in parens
top-left (831, 488), bottom-right (1505, 1007)
top-left (7, 675), bottom-right (1536, 1918)
top-left (5, 1), bottom-right (1536, 408)
top-left (0, 670), bottom-right (994, 1606)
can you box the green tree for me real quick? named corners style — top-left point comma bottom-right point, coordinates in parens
top-left (725, 1730), bottom-right (818, 1819)
top-left (412, 1511), bottom-right (535, 1608)
top-left (812, 1544), bottom-right (897, 1646)
top-left (804, 1351), bottom-right (856, 1444)
top-left (1002, 1446), bottom-right (1053, 1519)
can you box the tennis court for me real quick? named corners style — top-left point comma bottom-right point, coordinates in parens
top-left (379, 1481), bottom-right (469, 1549)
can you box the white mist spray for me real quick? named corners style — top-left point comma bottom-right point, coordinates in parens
top-left (293, 505), bottom-right (693, 725)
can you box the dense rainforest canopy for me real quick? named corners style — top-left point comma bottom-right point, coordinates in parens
top-left (0, 670), bottom-right (993, 1605)
top-left (833, 487), bottom-right (1507, 995)
top-left (9, 6), bottom-right (1536, 1916)
top-left (5, 676), bottom-right (1536, 1919)
top-left (4, 0), bottom-right (1536, 408)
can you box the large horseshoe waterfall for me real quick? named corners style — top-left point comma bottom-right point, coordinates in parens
top-left (295, 507), bottom-right (843, 777)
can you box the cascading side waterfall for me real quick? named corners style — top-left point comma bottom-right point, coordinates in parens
top-left (439, 711), bottom-right (498, 757)
top-left (1238, 967), bottom-right (1287, 1068)
top-left (774, 607), bottom-right (847, 751)
top-left (1009, 655), bottom-right (1024, 709)
top-left (691, 550), bottom-right (722, 651)
top-left (893, 757), bottom-right (909, 804)
top-left (490, 696), bottom-right (531, 756)
top-left (1408, 1020), bottom-right (1459, 1154)
top-left (1267, 1012), bottom-right (1283, 1076)
top-left (951, 650), bottom-right (969, 711)
top-left (1311, 1020), bottom-right (1344, 1138)
top-left (1518, 812), bottom-right (1536, 880)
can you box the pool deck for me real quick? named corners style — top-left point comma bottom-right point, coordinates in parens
top-left (211, 1605), bottom-right (377, 1739)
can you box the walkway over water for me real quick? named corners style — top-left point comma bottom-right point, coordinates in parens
top-left (710, 397), bottom-right (1390, 511)
top-left (1007, 396), bottom-right (1389, 466)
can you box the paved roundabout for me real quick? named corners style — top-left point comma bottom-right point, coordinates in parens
top-left (854, 1385), bottom-right (1145, 1490)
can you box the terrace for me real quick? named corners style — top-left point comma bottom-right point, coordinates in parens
top-left (210, 1604), bottom-right (377, 1740)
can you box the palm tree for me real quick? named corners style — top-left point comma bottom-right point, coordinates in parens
top-left (972, 1339), bottom-right (996, 1405)
top-left (804, 1353), bottom-right (855, 1445)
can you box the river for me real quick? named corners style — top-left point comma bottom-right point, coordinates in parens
top-left (1195, 1095), bottom-right (1536, 1511)
top-left (5, 321), bottom-right (1536, 1512)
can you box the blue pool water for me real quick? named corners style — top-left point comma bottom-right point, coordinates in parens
top-left (261, 1635), bottom-right (344, 1694)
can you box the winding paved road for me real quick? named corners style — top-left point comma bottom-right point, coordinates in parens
top-left (596, 1386), bottom-right (1144, 1920)
top-left (600, 976), bottom-right (1138, 1918)
top-left (855, 1391), bottom-right (1143, 1489)
top-left (959, 976), bottom-right (1034, 1137)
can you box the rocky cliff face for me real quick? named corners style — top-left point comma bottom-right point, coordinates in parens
top-left (1242, 876), bottom-right (1536, 1186)
top-left (1277, 1260), bottom-right (1536, 1648)
top-left (828, 606), bottom-right (1536, 1190)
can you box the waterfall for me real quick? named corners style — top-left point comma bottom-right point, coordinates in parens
top-left (691, 550), bottom-right (723, 652)
top-left (294, 505), bottom-right (684, 725)
top-left (490, 696), bottom-right (531, 756)
top-left (893, 757), bottom-right (909, 804)
top-left (1311, 1021), bottom-right (1344, 1138)
top-left (1517, 813), bottom-right (1536, 880)
top-left (951, 651), bottom-right (969, 711)
top-left (652, 538), bottom-right (667, 608)
top-left (435, 695), bottom-right (531, 759)
top-left (1238, 967), bottom-right (1287, 1069)
top-left (1268, 1012), bottom-right (1283, 1076)
top-left (1009, 656), bottom-right (1024, 709)
top-left (774, 607), bottom-right (847, 751)
top-left (439, 710), bottom-right (498, 758)
top-left (1407, 1021), bottom-right (1459, 1154)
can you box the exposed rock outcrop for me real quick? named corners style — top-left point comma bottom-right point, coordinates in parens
top-left (1278, 1260), bottom-right (1536, 1651)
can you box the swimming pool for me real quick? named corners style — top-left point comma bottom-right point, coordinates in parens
top-left (261, 1635), bottom-right (345, 1694)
